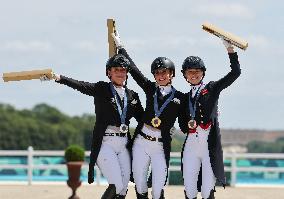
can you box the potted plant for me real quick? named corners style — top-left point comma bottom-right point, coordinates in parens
top-left (65, 145), bottom-right (85, 199)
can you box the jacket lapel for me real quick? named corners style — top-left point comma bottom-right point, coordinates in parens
top-left (125, 87), bottom-right (134, 105)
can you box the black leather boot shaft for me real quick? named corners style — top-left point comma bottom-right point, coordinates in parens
top-left (136, 191), bottom-right (149, 199)
top-left (159, 189), bottom-right (165, 199)
top-left (115, 195), bottom-right (126, 199)
top-left (202, 189), bottom-right (215, 199)
top-left (184, 190), bottom-right (197, 199)
top-left (101, 184), bottom-right (116, 199)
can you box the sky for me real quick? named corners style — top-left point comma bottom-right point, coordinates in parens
top-left (0, 0), bottom-right (284, 130)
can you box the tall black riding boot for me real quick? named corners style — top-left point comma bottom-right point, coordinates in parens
top-left (135, 185), bottom-right (148, 199)
top-left (184, 190), bottom-right (197, 199)
top-left (115, 195), bottom-right (126, 199)
top-left (202, 189), bottom-right (215, 199)
top-left (101, 184), bottom-right (116, 199)
top-left (207, 189), bottom-right (215, 199)
top-left (136, 191), bottom-right (148, 199)
top-left (159, 189), bottom-right (165, 199)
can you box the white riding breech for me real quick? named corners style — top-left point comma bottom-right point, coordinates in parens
top-left (132, 125), bottom-right (167, 199)
top-left (96, 132), bottom-right (130, 195)
top-left (183, 126), bottom-right (216, 199)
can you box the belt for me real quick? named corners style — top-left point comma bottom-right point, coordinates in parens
top-left (189, 129), bottom-right (197, 133)
top-left (105, 125), bottom-right (127, 137)
top-left (200, 122), bottom-right (212, 130)
top-left (188, 122), bottom-right (212, 134)
top-left (105, 132), bottom-right (127, 137)
top-left (139, 131), bottom-right (162, 142)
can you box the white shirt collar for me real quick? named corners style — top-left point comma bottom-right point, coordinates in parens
top-left (190, 83), bottom-right (204, 98)
top-left (159, 85), bottom-right (172, 96)
top-left (113, 86), bottom-right (125, 99)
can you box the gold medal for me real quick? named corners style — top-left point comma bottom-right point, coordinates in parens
top-left (151, 116), bottom-right (161, 128)
top-left (188, 120), bottom-right (197, 129)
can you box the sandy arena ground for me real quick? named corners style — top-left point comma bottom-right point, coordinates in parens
top-left (1, 184), bottom-right (284, 199)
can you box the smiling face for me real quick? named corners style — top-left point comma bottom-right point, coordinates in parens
top-left (184, 68), bottom-right (204, 85)
top-left (154, 68), bottom-right (173, 86)
top-left (108, 67), bottom-right (127, 87)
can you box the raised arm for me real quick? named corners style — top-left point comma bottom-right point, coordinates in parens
top-left (212, 39), bottom-right (241, 94)
top-left (112, 32), bottom-right (152, 92)
top-left (54, 74), bottom-right (98, 96)
top-left (119, 48), bottom-right (152, 91)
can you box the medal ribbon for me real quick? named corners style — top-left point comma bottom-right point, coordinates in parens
top-left (188, 84), bottom-right (204, 120)
top-left (154, 87), bottom-right (176, 117)
top-left (110, 83), bottom-right (128, 125)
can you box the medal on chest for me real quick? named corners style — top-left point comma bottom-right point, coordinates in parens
top-left (151, 116), bottom-right (161, 128)
top-left (188, 84), bottom-right (204, 129)
top-left (151, 87), bottom-right (176, 128)
top-left (119, 124), bottom-right (128, 133)
top-left (110, 83), bottom-right (129, 133)
top-left (188, 119), bottom-right (197, 129)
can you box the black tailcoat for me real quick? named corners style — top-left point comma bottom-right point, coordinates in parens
top-left (179, 52), bottom-right (241, 189)
top-left (119, 48), bottom-right (185, 185)
top-left (56, 77), bottom-right (144, 183)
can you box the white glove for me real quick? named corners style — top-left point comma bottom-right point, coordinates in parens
top-left (52, 73), bottom-right (61, 81)
top-left (111, 31), bottom-right (124, 49)
top-left (39, 75), bottom-right (51, 81)
top-left (40, 72), bottom-right (60, 81)
top-left (169, 127), bottom-right (177, 137)
top-left (221, 37), bottom-right (233, 49)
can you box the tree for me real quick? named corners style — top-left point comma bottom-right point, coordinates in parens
top-left (0, 103), bottom-right (95, 150)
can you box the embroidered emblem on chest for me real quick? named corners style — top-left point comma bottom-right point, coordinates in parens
top-left (131, 99), bottom-right (137, 105)
top-left (110, 98), bottom-right (116, 103)
top-left (172, 98), bottom-right (180, 104)
top-left (201, 89), bottom-right (209, 95)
